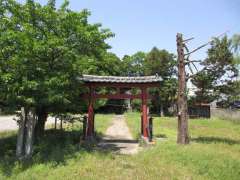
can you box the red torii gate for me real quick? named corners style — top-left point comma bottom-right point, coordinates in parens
top-left (79, 74), bottom-right (162, 141)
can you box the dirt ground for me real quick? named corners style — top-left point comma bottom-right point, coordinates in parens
top-left (98, 115), bottom-right (139, 155)
top-left (0, 115), bottom-right (56, 132)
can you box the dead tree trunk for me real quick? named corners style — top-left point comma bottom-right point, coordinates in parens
top-left (177, 33), bottom-right (189, 144)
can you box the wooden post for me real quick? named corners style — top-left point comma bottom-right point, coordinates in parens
top-left (82, 115), bottom-right (87, 140)
top-left (149, 116), bottom-right (153, 142)
top-left (176, 33), bottom-right (189, 144)
top-left (86, 86), bottom-right (95, 138)
top-left (141, 87), bottom-right (149, 140)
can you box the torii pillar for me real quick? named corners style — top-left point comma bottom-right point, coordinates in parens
top-left (141, 87), bottom-right (149, 140)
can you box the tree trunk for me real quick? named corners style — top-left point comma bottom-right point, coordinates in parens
top-left (25, 108), bottom-right (37, 158)
top-left (177, 33), bottom-right (189, 144)
top-left (16, 107), bottom-right (26, 158)
top-left (54, 117), bottom-right (57, 130)
top-left (35, 107), bottom-right (48, 141)
top-left (16, 107), bottom-right (37, 159)
top-left (160, 105), bottom-right (164, 117)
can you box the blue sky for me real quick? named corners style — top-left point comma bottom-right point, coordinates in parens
top-left (17, 0), bottom-right (240, 60)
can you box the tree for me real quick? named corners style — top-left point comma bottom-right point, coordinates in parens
top-left (0, 0), bottom-right (113, 157)
top-left (191, 71), bottom-right (216, 103)
top-left (231, 34), bottom-right (240, 79)
top-left (176, 33), bottom-right (189, 144)
top-left (217, 80), bottom-right (240, 107)
top-left (232, 34), bottom-right (240, 54)
top-left (121, 52), bottom-right (146, 76)
top-left (144, 47), bottom-right (177, 115)
top-left (97, 52), bottom-right (122, 76)
top-left (191, 36), bottom-right (238, 104)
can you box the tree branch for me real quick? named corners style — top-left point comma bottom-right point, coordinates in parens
top-left (185, 60), bottom-right (202, 64)
top-left (191, 62), bottom-right (199, 72)
top-left (183, 37), bottom-right (194, 43)
top-left (185, 43), bottom-right (209, 56)
top-left (184, 31), bottom-right (229, 56)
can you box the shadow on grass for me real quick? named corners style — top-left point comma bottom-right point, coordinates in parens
top-left (0, 129), bottom-right (121, 177)
top-left (155, 134), bottom-right (167, 138)
top-left (191, 136), bottom-right (240, 145)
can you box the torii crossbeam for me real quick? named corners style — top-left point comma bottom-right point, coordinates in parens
top-left (78, 74), bottom-right (162, 141)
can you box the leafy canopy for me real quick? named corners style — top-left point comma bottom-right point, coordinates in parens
top-left (0, 0), bottom-right (113, 112)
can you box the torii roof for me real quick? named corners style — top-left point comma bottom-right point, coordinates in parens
top-left (78, 74), bottom-right (162, 83)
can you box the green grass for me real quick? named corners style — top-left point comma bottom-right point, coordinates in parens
top-left (0, 114), bottom-right (114, 180)
top-left (1, 112), bottom-right (240, 179)
top-left (125, 112), bottom-right (240, 180)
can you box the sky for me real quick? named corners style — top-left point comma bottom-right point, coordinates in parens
top-left (17, 0), bottom-right (240, 60)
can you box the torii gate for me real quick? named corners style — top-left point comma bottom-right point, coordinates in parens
top-left (79, 74), bottom-right (162, 141)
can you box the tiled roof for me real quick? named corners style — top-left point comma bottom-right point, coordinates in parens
top-left (78, 74), bottom-right (162, 83)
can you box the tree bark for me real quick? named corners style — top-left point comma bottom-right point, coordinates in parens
top-left (35, 107), bottom-right (48, 140)
top-left (54, 117), bottom-right (57, 130)
top-left (16, 107), bottom-right (37, 159)
top-left (25, 108), bottom-right (36, 158)
top-left (16, 107), bottom-right (26, 158)
top-left (160, 105), bottom-right (164, 117)
top-left (177, 33), bottom-right (189, 144)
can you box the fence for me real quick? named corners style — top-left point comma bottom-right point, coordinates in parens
top-left (211, 108), bottom-right (240, 122)
top-left (189, 105), bottom-right (211, 118)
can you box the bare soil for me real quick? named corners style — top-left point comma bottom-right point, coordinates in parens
top-left (0, 116), bottom-right (56, 132)
top-left (98, 115), bottom-right (139, 155)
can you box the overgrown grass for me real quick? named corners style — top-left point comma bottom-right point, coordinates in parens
top-left (1, 112), bottom-right (240, 179)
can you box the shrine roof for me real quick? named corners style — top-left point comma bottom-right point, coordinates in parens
top-left (78, 74), bottom-right (162, 83)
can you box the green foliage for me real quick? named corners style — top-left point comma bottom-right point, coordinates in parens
top-left (204, 36), bottom-right (237, 80)
top-left (191, 36), bottom-right (238, 104)
top-left (116, 48), bottom-right (177, 114)
top-left (121, 51), bottom-right (146, 76)
top-left (0, 0), bottom-right (113, 113)
top-left (191, 71), bottom-right (216, 103)
top-left (144, 47), bottom-right (177, 115)
top-left (231, 34), bottom-right (240, 54)
top-left (95, 52), bottom-right (122, 76)
top-left (231, 33), bottom-right (240, 78)
top-left (119, 48), bottom-right (177, 114)
top-left (217, 80), bottom-right (240, 107)
top-left (144, 47), bottom-right (176, 77)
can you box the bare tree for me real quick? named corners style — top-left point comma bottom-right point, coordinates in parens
top-left (176, 33), bottom-right (189, 144)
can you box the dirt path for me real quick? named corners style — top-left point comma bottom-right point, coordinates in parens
top-left (0, 116), bottom-right (56, 132)
top-left (98, 115), bottom-right (139, 155)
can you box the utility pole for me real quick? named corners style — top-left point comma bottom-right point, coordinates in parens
top-left (176, 33), bottom-right (189, 144)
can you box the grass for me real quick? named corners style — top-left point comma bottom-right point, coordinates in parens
top-left (0, 112), bottom-right (240, 179)
top-left (0, 114), bottom-right (114, 180)
top-left (125, 112), bottom-right (240, 180)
